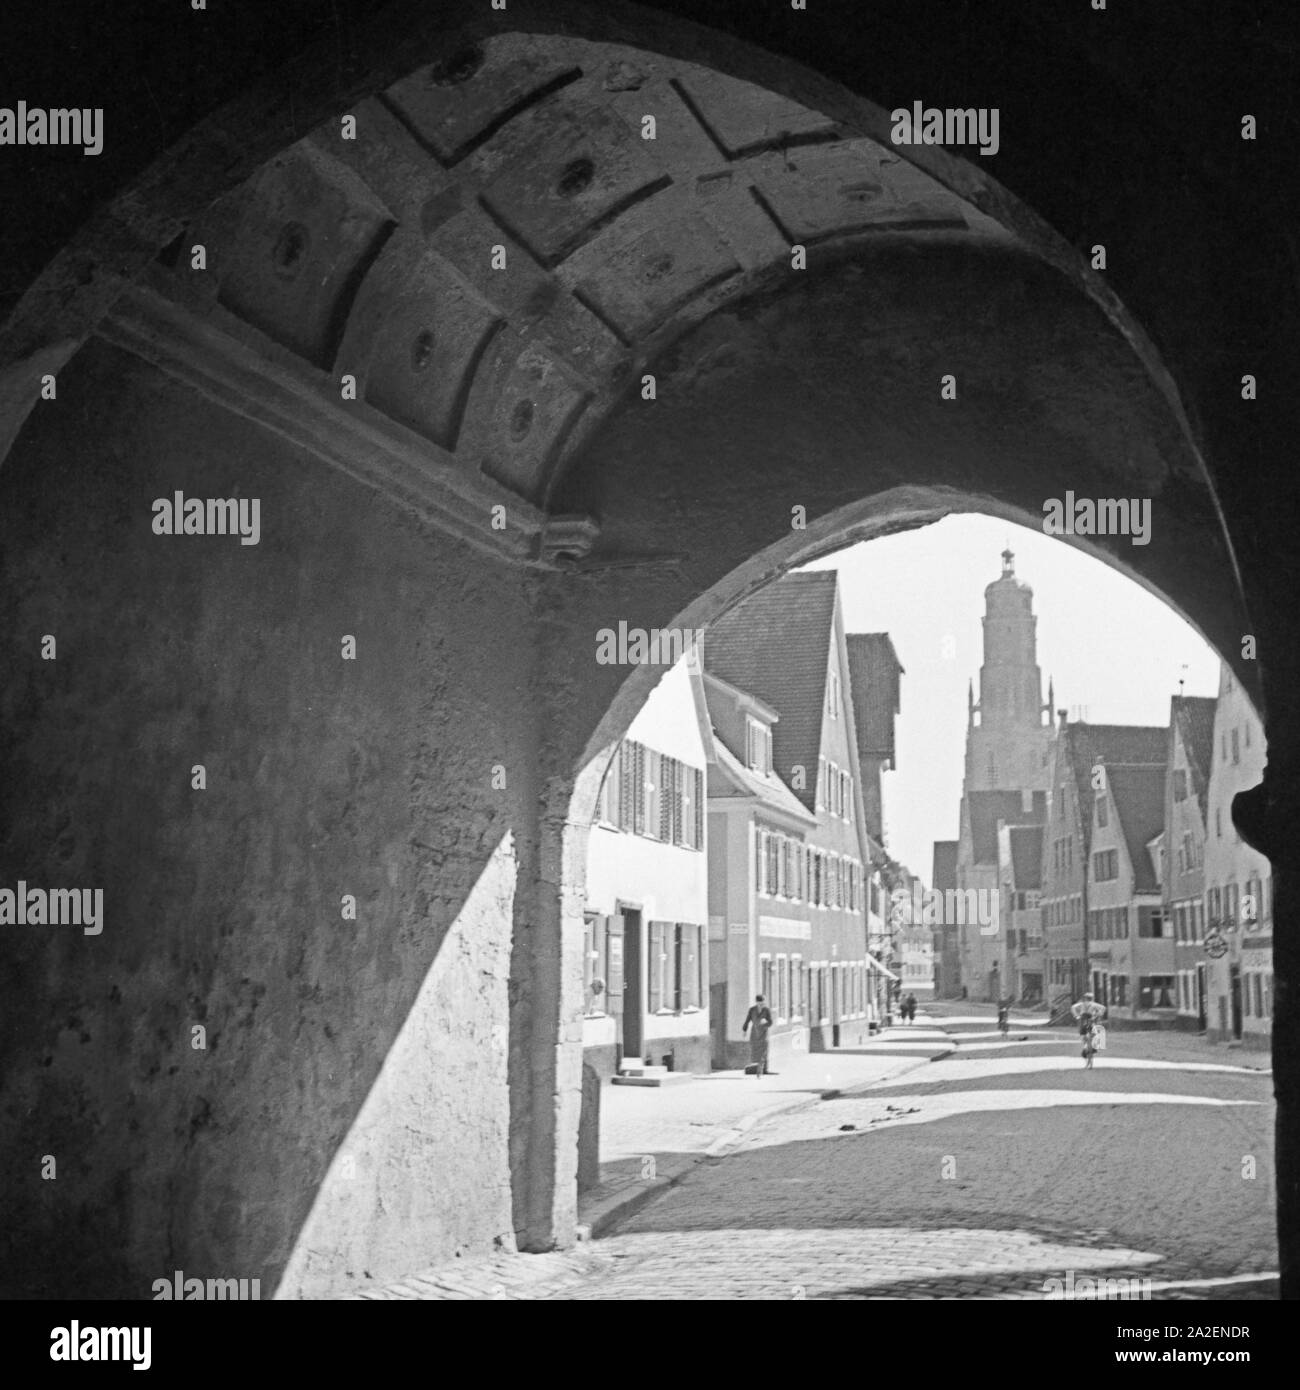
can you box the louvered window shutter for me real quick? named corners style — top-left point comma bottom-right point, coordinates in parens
top-left (618, 743), bottom-right (634, 830)
top-left (648, 923), bottom-right (664, 1011)
top-left (633, 744), bottom-right (646, 834)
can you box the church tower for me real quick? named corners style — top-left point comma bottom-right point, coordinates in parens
top-left (963, 547), bottom-right (1054, 792)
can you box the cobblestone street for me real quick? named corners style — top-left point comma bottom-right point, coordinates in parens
top-left (345, 1007), bottom-right (1277, 1301)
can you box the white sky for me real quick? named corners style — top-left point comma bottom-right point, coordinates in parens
top-left (799, 513), bottom-right (1223, 882)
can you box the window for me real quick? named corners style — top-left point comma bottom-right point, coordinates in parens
top-left (1173, 769), bottom-right (1187, 802)
top-left (648, 921), bottom-right (670, 1012)
top-left (791, 955), bottom-right (804, 1020)
top-left (1224, 882), bottom-right (1238, 927)
top-left (747, 719), bottom-right (771, 773)
top-left (1231, 728), bottom-right (1240, 764)
top-left (760, 954), bottom-right (773, 1010)
top-left (1096, 795), bottom-right (1108, 827)
top-left (1208, 886), bottom-right (1221, 926)
top-left (583, 915), bottom-right (609, 1017)
top-left (1216, 808), bottom-right (1222, 839)
top-left (827, 669), bottom-right (840, 718)
top-left (1110, 974), bottom-right (1129, 1007)
top-left (1243, 879), bottom-right (1260, 929)
top-left (1092, 849), bottom-right (1118, 881)
top-left (1138, 906), bottom-right (1168, 938)
top-left (1138, 975), bottom-right (1176, 1010)
top-left (674, 923), bottom-right (705, 1011)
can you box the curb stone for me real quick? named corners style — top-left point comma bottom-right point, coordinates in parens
top-left (577, 1032), bottom-right (959, 1240)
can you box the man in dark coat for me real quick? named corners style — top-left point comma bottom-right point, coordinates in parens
top-left (742, 994), bottom-right (774, 1077)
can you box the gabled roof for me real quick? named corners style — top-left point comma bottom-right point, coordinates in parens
top-left (1107, 763), bottom-right (1168, 893)
top-left (932, 840), bottom-right (958, 891)
top-left (845, 633), bottom-right (904, 764)
top-left (708, 737), bottom-right (817, 826)
top-left (966, 789), bottom-right (1046, 865)
top-left (704, 572), bottom-right (839, 812)
top-left (1170, 695), bottom-right (1216, 819)
top-left (1058, 723), bottom-right (1166, 850)
top-left (1006, 824), bottom-right (1044, 889)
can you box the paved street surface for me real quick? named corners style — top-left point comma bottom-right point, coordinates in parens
top-left (339, 1004), bottom-right (1277, 1300)
top-left (581, 1025), bottom-right (954, 1233)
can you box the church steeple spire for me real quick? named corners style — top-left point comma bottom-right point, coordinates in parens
top-left (962, 550), bottom-right (1053, 792)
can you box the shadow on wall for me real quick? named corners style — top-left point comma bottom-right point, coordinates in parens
top-left (0, 341), bottom-right (532, 1298)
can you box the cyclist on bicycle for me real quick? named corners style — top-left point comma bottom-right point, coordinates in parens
top-left (1070, 992), bottom-right (1107, 1051)
top-left (1070, 992), bottom-right (1106, 1027)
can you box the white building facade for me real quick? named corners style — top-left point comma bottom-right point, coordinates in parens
top-left (583, 658), bottom-right (712, 1077)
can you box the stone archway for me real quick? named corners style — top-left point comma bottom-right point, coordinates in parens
top-left (527, 245), bottom-right (1257, 1252)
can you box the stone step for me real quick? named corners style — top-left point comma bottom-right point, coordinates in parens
top-left (617, 1062), bottom-right (668, 1077)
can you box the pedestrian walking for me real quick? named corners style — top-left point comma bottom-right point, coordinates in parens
top-left (904, 993), bottom-right (918, 1024)
top-left (742, 994), bottom-right (774, 1077)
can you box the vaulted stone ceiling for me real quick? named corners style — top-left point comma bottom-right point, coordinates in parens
top-left (105, 31), bottom-right (1013, 562)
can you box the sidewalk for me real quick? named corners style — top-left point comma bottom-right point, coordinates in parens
top-left (331, 1016), bottom-right (958, 1300)
top-left (579, 1019), bottom-right (955, 1237)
